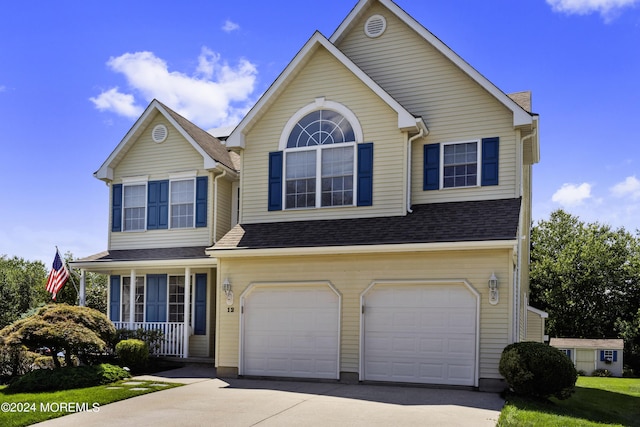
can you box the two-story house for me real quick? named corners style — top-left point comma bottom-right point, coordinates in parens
top-left (74, 0), bottom-right (543, 391)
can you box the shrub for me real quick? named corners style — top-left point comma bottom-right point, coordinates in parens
top-left (499, 341), bottom-right (577, 400)
top-left (592, 368), bottom-right (612, 377)
top-left (115, 328), bottom-right (164, 354)
top-left (7, 363), bottom-right (130, 393)
top-left (116, 339), bottom-right (149, 371)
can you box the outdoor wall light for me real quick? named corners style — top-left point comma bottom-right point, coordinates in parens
top-left (223, 278), bottom-right (234, 306)
top-left (488, 273), bottom-right (499, 305)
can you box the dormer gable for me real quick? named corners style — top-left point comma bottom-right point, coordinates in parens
top-left (330, 0), bottom-right (533, 129)
top-left (95, 99), bottom-right (237, 182)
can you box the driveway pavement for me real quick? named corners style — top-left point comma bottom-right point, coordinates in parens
top-left (34, 366), bottom-right (503, 426)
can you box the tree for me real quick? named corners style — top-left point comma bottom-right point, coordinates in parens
top-left (530, 210), bottom-right (640, 372)
top-left (0, 256), bottom-right (48, 329)
top-left (0, 304), bottom-right (115, 368)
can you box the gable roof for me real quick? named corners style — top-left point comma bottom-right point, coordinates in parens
top-left (330, 0), bottom-right (534, 128)
top-left (212, 198), bottom-right (521, 253)
top-left (95, 99), bottom-right (237, 181)
top-left (226, 31), bottom-right (424, 149)
top-left (549, 338), bottom-right (624, 349)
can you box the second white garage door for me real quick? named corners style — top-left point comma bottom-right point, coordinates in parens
top-left (362, 283), bottom-right (478, 386)
top-left (242, 284), bottom-right (340, 379)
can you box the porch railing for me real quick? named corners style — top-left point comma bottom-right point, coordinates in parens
top-left (113, 322), bottom-right (186, 357)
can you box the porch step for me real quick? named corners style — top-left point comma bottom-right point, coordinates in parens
top-left (159, 356), bottom-right (215, 366)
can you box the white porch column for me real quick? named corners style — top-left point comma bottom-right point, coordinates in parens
top-left (79, 269), bottom-right (86, 306)
top-left (129, 269), bottom-right (136, 329)
top-left (183, 268), bottom-right (191, 358)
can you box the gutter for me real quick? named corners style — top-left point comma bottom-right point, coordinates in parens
top-left (212, 169), bottom-right (228, 244)
top-left (406, 119), bottom-right (427, 213)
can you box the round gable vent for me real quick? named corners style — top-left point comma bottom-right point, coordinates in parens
top-left (364, 14), bottom-right (386, 38)
top-left (152, 124), bottom-right (168, 143)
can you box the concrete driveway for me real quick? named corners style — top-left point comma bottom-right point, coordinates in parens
top-left (34, 366), bottom-right (504, 427)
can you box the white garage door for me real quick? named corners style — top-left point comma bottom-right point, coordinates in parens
top-left (363, 284), bottom-right (477, 386)
top-left (242, 285), bottom-right (340, 379)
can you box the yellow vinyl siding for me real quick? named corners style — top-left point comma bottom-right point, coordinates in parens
top-left (110, 115), bottom-right (212, 250)
top-left (526, 310), bottom-right (543, 342)
top-left (216, 249), bottom-right (512, 380)
top-left (215, 178), bottom-right (233, 242)
top-left (336, 3), bottom-right (520, 204)
top-left (240, 47), bottom-right (407, 224)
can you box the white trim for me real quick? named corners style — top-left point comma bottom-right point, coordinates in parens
top-left (440, 139), bottom-right (481, 190)
top-left (122, 182), bottom-right (147, 232)
top-left (527, 305), bottom-right (548, 318)
top-left (95, 100), bottom-right (220, 181)
top-left (278, 100), bottom-right (364, 150)
top-left (121, 175), bottom-right (149, 184)
top-left (359, 279), bottom-right (480, 387)
top-left (226, 32), bottom-right (420, 149)
top-left (209, 239), bottom-right (517, 258)
top-left (330, 0), bottom-right (532, 128)
top-left (238, 281), bottom-right (341, 379)
top-left (70, 257), bottom-right (216, 272)
top-left (169, 177), bottom-right (196, 229)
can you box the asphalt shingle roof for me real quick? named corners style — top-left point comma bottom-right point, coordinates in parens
top-left (77, 246), bottom-right (209, 262)
top-left (213, 198), bottom-right (522, 250)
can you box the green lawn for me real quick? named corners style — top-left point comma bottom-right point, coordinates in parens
top-left (0, 379), bottom-right (182, 427)
top-left (498, 377), bottom-right (640, 427)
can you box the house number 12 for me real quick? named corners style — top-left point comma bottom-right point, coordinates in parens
top-left (227, 307), bottom-right (235, 313)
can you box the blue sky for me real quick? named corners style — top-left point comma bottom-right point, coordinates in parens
top-left (1, 0), bottom-right (639, 265)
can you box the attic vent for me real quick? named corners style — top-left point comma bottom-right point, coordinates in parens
top-left (152, 124), bottom-right (168, 143)
top-left (364, 15), bottom-right (386, 38)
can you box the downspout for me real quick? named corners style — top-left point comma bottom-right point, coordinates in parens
top-left (514, 125), bottom-right (538, 342)
top-left (406, 125), bottom-right (425, 214)
top-left (212, 170), bottom-right (227, 244)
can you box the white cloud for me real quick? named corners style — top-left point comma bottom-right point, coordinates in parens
top-left (610, 176), bottom-right (640, 199)
top-left (222, 20), bottom-right (240, 33)
top-left (552, 182), bottom-right (593, 206)
top-left (546, 0), bottom-right (639, 21)
top-left (91, 47), bottom-right (257, 128)
top-left (0, 85), bottom-right (5, 92)
top-left (89, 87), bottom-right (143, 118)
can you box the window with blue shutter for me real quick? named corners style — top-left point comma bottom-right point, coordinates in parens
top-left (109, 275), bottom-right (121, 321)
top-left (195, 176), bottom-right (208, 227)
top-left (146, 274), bottom-right (167, 322)
top-left (600, 350), bottom-right (605, 361)
top-left (112, 184), bottom-right (122, 232)
top-left (423, 143), bottom-right (440, 190)
top-left (481, 137), bottom-right (499, 186)
top-left (613, 351), bottom-right (618, 362)
top-left (147, 180), bottom-right (169, 230)
top-left (268, 151), bottom-right (283, 211)
top-left (194, 274), bottom-right (207, 335)
top-left (357, 142), bottom-right (373, 206)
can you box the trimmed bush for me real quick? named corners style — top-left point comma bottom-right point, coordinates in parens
top-left (116, 339), bottom-right (149, 371)
top-left (592, 368), bottom-right (612, 377)
top-left (499, 341), bottom-right (577, 400)
top-left (7, 363), bottom-right (130, 392)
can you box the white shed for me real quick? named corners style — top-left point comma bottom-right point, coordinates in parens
top-left (549, 338), bottom-right (624, 377)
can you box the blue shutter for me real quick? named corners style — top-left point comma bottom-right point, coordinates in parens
top-left (567, 349), bottom-right (571, 359)
top-left (423, 144), bottom-right (440, 190)
top-left (481, 137), bottom-right (499, 186)
top-left (194, 274), bottom-right (207, 335)
top-left (112, 184), bottom-right (122, 232)
top-left (613, 351), bottom-right (618, 362)
top-left (109, 275), bottom-right (121, 321)
top-left (196, 176), bottom-right (208, 227)
top-left (147, 180), bottom-right (169, 230)
top-left (600, 350), bottom-right (605, 361)
top-left (146, 275), bottom-right (167, 322)
top-left (357, 142), bottom-right (374, 206)
top-left (268, 151), bottom-right (283, 211)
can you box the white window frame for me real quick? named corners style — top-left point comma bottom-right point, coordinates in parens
top-left (603, 349), bottom-right (614, 362)
top-left (283, 142), bottom-right (356, 209)
top-left (440, 140), bottom-right (482, 189)
top-left (121, 176), bottom-right (148, 232)
top-left (279, 99), bottom-right (364, 210)
top-left (121, 276), bottom-right (145, 322)
top-left (169, 171), bottom-right (197, 229)
top-left (168, 275), bottom-right (194, 324)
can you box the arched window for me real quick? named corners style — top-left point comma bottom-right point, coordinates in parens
top-left (284, 109), bottom-right (356, 209)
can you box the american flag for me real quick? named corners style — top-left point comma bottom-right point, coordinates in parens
top-left (45, 249), bottom-right (70, 299)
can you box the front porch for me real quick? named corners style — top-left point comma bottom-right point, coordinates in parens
top-left (114, 321), bottom-right (187, 357)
